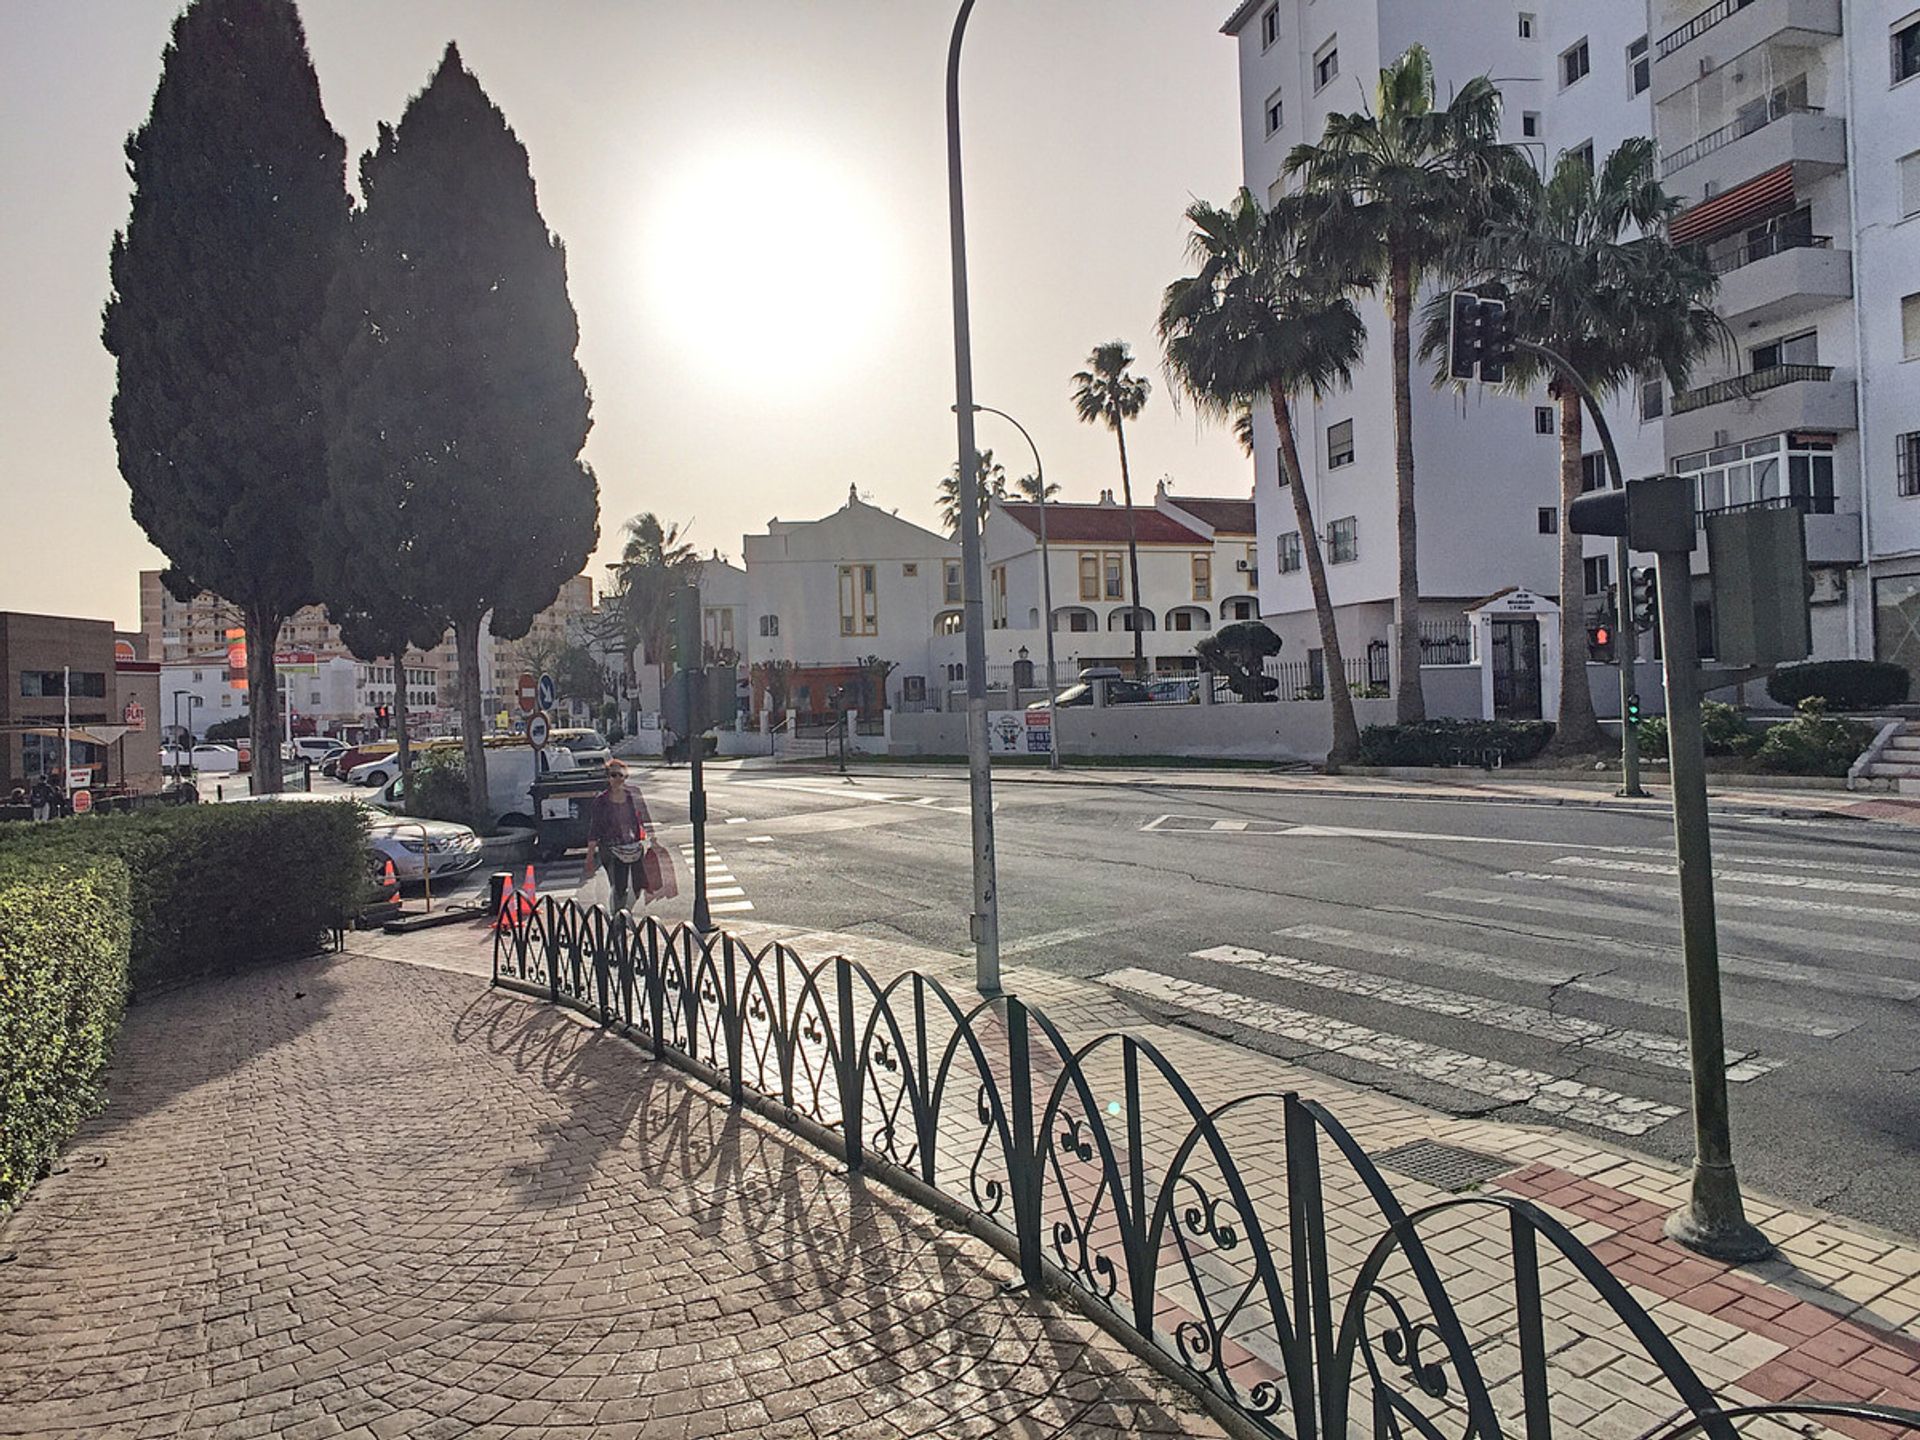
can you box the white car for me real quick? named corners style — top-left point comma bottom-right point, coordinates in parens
top-left (228, 793), bottom-right (484, 885)
top-left (190, 743), bottom-right (241, 773)
top-left (347, 751), bottom-right (413, 787)
top-left (284, 736), bottom-right (347, 765)
top-left (548, 728), bottom-right (611, 768)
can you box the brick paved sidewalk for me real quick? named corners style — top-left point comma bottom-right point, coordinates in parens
top-left (0, 953), bottom-right (1221, 1439)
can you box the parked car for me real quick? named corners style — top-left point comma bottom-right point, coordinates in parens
top-left (284, 736), bottom-right (346, 766)
top-left (327, 741), bottom-right (396, 779)
top-left (228, 792), bottom-right (483, 886)
top-left (1145, 675), bottom-right (1234, 704)
top-left (548, 728), bottom-right (611, 768)
top-left (371, 741), bottom-right (580, 832)
top-left (347, 753), bottom-right (407, 787)
top-left (189, 743), bottom-right (240, 773)
top-left (1032, 678), bottom-right (1151, 709)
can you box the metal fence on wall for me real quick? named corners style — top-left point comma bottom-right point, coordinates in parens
top-left (492, 901), bottom-right (1918, 1440)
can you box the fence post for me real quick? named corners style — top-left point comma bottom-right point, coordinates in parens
top-left (646, 920), bottom-right (666, 1059)
top-left (1006, 997), bottom-right (1045, 1291)
top-left (1286, 1094), bottom-right (1333, 1437)
top-left (545, 900), bottom-right (560, 1005)
top-left (835, 956), bottom-right (864, 1176)
top-left (722, 934), bottom-right (743, 1103)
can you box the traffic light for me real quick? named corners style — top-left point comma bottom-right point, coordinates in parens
top-left (1447, 291), bottom-right (1513, 383)
top-left (1480, 299), bottom-right (1514, 383)
top-left (1631, 566), bottom-right (1658, 631)
top-left (671, 584), bottom-right (702, 674)
top-left (374, 704), bottom-right (391, 728)
top-left (1447, 291), bottom-right (1481, 381)
top-left (1588, 621), bottom-right (1615, 662)
top-left (1625, 691), bottom-right (1642, 725)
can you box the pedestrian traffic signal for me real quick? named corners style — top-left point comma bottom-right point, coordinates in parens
top-left (1631, 566), bottom-right (1658, 631)
top-left (374, 704), bottom-right (391, 727)
top-left (1626, 691), bottom-right (1642, 724)
top-left (1447, 290), bottom-right (1513, 383)
top-left (1588, 622), bottom-right (1615, 661)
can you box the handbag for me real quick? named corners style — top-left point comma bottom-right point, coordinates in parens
top-left (642, 843), bottom-right (677, 899)
top-left (576, 869), bottom-right (613, 911)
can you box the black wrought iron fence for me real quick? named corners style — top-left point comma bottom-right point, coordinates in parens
top-left (493, 900), bottom-right (1920, 1440)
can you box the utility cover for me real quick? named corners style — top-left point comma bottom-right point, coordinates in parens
top-left (1706, 505), bottom-right (1811, 668)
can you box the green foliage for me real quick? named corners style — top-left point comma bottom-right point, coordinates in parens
top-left (1357, 719), bottom-right (1556, 767)
top-left (203, 715), bottom-right (250, 743)
top-left (0, 801), bottom-right (366, 992)
top-left (1634, 701), bottom-right (1757, 761)
top-left (1072, 342), bottom-right (1152, 669)
top-left (553, 644), bottom-right (607, 705)
top-left (1750, 698), bottom-right (1876, 777)
top-left (1635, 715), bottom-right (1668, 760)
top-left (407, 749), bottom-right (473, 825)
top-left (937, 449), bottom-right (1007, 538)
top-left (0, 855), bottom-right (131, 1210)
top-left (606, 515), bottom-right (700, 691)
top-left (1196, 621), bottom-right (1282, 701)
top-left (1765, 660), bottom-right (1910, 711)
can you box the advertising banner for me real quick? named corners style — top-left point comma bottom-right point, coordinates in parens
top-left (987, 709), bottom-right (1052, 755)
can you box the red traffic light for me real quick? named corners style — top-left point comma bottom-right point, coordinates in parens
top-left (1594, 625), bottom-right (1611, 647)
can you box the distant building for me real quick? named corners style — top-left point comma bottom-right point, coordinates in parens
top-left (1, 611), bottom-right (161, 794)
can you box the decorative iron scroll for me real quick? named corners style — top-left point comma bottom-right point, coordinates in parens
top-left (494, 900), bottom-right (1920, 1439)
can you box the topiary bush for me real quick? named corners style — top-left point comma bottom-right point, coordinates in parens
top-left (1356, 719), bottom-right (1556, 767)
top-left (0, 800), bottom-right (366, 991)
top-left (1749, 697), bottom-right (1877, 777)
top-left (1766, 660), bottom-right (1909, 711)
top-left (1, 853), bottom-right (131, 1210)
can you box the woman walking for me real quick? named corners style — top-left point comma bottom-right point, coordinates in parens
top-left (582, 760), bottom-right (658, 912)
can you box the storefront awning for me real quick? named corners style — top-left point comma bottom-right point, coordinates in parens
top-left (1671, 164), bottom-right (1795, 245)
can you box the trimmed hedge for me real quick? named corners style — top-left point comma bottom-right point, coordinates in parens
top-left (0, 801), bottom-right (368, 991)
top-left (1356, 719), bottom-right (1555, 768)
top-left (1766, 660), bottom-right (1909, 711)
top-left (1750, 698), bottom-right (1876, 777)
top-left (1, 854), bottom-right (131, 1209)
top-left (1635, 701), bottom-right (1758, 761)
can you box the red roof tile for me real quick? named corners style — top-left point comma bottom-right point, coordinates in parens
top-left (1000, 502), bottom-right (1208, 546)
top-left (1164, 497), bottom-right (1256, 534)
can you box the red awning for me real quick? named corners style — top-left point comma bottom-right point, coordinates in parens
top-left (1671, 163), bottom-right (1795, 245)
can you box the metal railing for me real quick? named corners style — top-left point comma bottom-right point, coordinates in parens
top-left (1697, 491), bottom-right (1837, 522)
top-left (1671, 362), bottom-right (1835, 414)
top-left (1708, 230), bottom-right (1832, 275)
top-left (1659, 96), bottom-right (1820, 178)
top-left (492, 904), bottom-right (1920, 1440)
top-left (1657, 0), bottom-right (1746, 60)
top-left (1418, 620), bottom-right (1474, 666)
top-left (1264, 655), bottom-right (1380, 699)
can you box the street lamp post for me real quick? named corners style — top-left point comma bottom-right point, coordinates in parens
top-left (946, 0), bottom-right (1001, 994)
top-left (969, 403), bottom-right (1061, 770)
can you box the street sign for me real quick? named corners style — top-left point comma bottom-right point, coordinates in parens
top-left (123, 699), bottom-right (147, 733)
top-left (527, 711), bottom-right (550, 749)
top-left (516, 671), bottom-right (538, 715)
top-left (71, 789), bottom-right (92, 815)
top-left (537, 672), bottom-right (557, 709)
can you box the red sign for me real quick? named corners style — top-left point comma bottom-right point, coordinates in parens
top-left (272, 651), bottom-right (319, 666)
top-left (123, 700), bottom-right (147, 733)
top-left (516, 671), bottom-right (538, 715)
top-left (114, 639), bottom-right (137, 663)
top-left (71, 789), bottom-right (93, 815)
top-left (226, 627), bottom-right (248, 691)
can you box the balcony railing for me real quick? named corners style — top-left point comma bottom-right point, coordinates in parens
top-left (1709, 230), bottom-right (1832, 275)
top-left (1659, 96), bottom-right (1820, 177)
top-left (1670, 362), bottom-right (1834, 414)
top-left (1696, 491), bottom-right (1836, 523)
top-left (1657, 0), bottom-right (1746, 60)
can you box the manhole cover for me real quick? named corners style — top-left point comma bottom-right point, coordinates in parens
top-left (1374, 1140), bottom-right (1512, 1193)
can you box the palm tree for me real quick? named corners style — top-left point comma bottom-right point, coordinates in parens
top-left (607, 513), bottom-right (699, 713)
top-left (937, 448), bottom-right (1007, 536)
top-left (1158, 189), bottom-right (1368, 765)
top-left (1287, 44), bottom-right (1513, 726)
top-left (1014, 472), bottom-right (1060, 503)
top-left (1426, 138), bottom-right (1723, 751)
top-left (1071, 341), bottom-right (1152, 674)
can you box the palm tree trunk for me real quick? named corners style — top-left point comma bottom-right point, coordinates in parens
top-left (1389, 253), bottom-right (1427, 725)
top-left (1552, 386), bottom-right (1602, 751)
top-left (1272, 383), bottom-right (1361, 766)
top-left (1115, 419), bottom-right (1146, 677)
top-left (244, 602), bottom-right (284, 794)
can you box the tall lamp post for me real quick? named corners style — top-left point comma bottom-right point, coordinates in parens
top-left (969, 403), bottom-right (1060, 770)
top-left (946, 0), bottom-right (1001, 994)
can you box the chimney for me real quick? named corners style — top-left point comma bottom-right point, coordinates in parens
top-left (1098, 489), bottom-right (1116, 507)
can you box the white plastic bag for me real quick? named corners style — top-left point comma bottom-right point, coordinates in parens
top-left (576, 869), bottom-right (613, 911)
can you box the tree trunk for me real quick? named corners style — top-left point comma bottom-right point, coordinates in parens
top-left (1115, 418), bottom-right (1146, 677)
top-left (1552, 386), bottom-right (1603, 751)
top-left (455, 617), bottom-right (491, 829)
top-left (244, 603), bottom-right (284, 794)
top-left (1388, 252), bottom-right (1428, 725)
top-left (1272, 383), bottom-right (1361, 766)
top-left (393, 654), bottom-right (411, 795)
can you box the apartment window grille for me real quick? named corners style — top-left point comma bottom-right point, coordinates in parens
top-left (1581, 452), bottom-right (1608, 492)
top-left (1326, 516), bottom-right (1358, 564)
top-left (1274, 448), bottom-right (1290, 486)
top-left (1261, 4), bottom-right (1279, 49)
top-left (1895, 19), bottom-right (1920, 84)
top-left (1902, 151), bottom-right (1920, 218)
top-left (1898, 432), bottom-right (1920, 498)
top-left (1265, 89), bottom-right (1284, 136)
top-left (1627, 34), bottom-right (1650, 95)
top-left (1534, 406), bottom-right (1555, 434)
top-left (1517, 13), bottom-right (1535, 39)
top-left (1538, 507), bottom-right (1558, 535)
top-left (1522, 110), bottom-right (1541, 137)
top-left (1561, 38), bottom-right (1590, 87)
top-left (1314, 38), bottom-right (1339, 91)
top-left (1904, 293), bottom-right (1920, 361)
top-left (1327, 418), bottom-right (1355, 469)
top-left (1584, 554), bottom-right (1612, 597)
top-left (1278, 532), bottom-right (1303, 573)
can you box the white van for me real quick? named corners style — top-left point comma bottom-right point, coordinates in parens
top-left (371, 741), bottom-right (578, 831)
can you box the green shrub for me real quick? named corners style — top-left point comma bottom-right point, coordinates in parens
top-left (1636, 715), bottom-right (1669, 760)
top-left (1, 854), bottom-right (131, 1209)
top-left (1699, 700), bottom-right (1760, 756)
top-left (1766, 660), bottom-right (1909, 711)
top-left (407, 748), bottom-right (473, 826)
top-left (1749, 697), bottom-right (1876, 777)
top-left (1356, 719), bottom-right (1556, 767)
top-left (0, 800), bottom-right (366, 991)
top-left (203, 714), bottom-right (251, 743)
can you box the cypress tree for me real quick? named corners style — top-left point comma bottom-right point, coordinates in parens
top-left (328, 43), bottom-right (598, 823)
top-left (103, 0), bottom-right (350, 793)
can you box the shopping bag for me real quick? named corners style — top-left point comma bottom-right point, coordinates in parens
top-left (643, 843), bottom-right (678, 900)
top-left (576, 869), bottom-right (613, 911)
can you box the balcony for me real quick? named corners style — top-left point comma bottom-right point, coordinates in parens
top-left (1709, 232), bottom-right (1852, 329)
top-left (1660, 105), bottom-right (1845, 207)
top-left (1666, 363), bottom-right (1856, 454)
top-left (1692, 494), bottom-right (1861, 566)
top-left (1653, 0), bottom-right (1843, 105)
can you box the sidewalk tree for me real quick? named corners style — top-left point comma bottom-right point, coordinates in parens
top-left (328, 44), bottom-right (598, 823)
top-left (1424, 138), bottom-right (1722, 752)
top-left (552, 644), bottom-right (608, 709)
top-left (1196, 621), bottom-right (1281, 702)
top-left (938, 449), bottom-right (1006, 536)
top-left (324, 601), bottom-right (442, 780)
top-left (1159, 189), bottom-right (1367, 764)
top-left (607, 514), bottom-right (699, 707)
top-left (1286, 44), bottom-right (1513, 727)
top-left (1071, 343), bottom-right (1152, 675)
top-left (103, 0), bottom-right (351, 794)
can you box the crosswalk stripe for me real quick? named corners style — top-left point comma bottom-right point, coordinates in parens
top-left (1191, 944), bottom-right (1776, 1081)
top-left (1275, 924), bottom-right (1859, 1040)
top-left (1098, 967), bottom-right (1680, 1137)
top-left (706, 886), bottom-right (745, 898)
top-left (1505, 871), bottom-right (1920, 927)
top-left (708, 899), bottom-right (755, 913)
top-left (1422, 889), bottom-right (1920, 999)
top-left (1553, 855), bottom-right (1920, 903)
top-left (1545, 841), bottom-right (1920, 882)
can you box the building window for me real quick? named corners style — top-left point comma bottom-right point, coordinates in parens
top-left (1274, 448), bottom-right (1290, 487)
top-left (1103, 552), bottom-right (1125, 600)
top-left (1581, 452), bottom-right (1608, 491)
top-left (1067, 610), bottom-right (1094, 633)
top-left (1170, 609), bottom-right (1198, 632)
top-left (1569, 139), bottom-right (1595, 172)
top-left (1899, 433), bottom-right (1920, 497)
top-left (759, 614), bottom-right (779, 638)
top-left (1278, 532), bottom-right (1303, 573)
top-left (1534, 406), bottom-right (1555, 435)
top-left (1229, 599), bottom-right (1256, 621)
top-left (1538, 507), bottom-right (1558, 534)
top-left (1313, 37), bottom-right (1339, 91)
top-left (1517, 12), bottom-right (1535, 39)
top-left (1640, 369), bottom-right (1665, 420)
top-left (1673, 434), bottom-right (1833, 516)
top-left (1584, 555), bottom-right (1612, 597)
top-left (1326, 516), bottom-right (1358, 564)
top-left (1327, 418), bottom-right (1355, 469)
top-left (1260, 4), bottom-right (1279, 49)
top-left (1904, 293), bottom-right (1920, 360)
top-left (1192, 554), bottom-right (1212, 601)
top-left (838, 564), bottom-right (879, 637)
top-left (943, 560), bottom-right (962, 603)
top-left (18, 670), bottom-right (107, 698)
top-left (902, 562), bottom-right (918, 577)
top-left (1902, 151), bottom-right (1920, 218)
top-left (1752, 330), bottom-right (1819, 370)
top-left (1895, 18), bottom-right (1920, 84)
top-left (1078, 552), bottom-right (1100, 601)
top-left (1561, 37), bottom-right (1590, 87)
top-left (990, 565), bottom-right (1008, 629)
top-left (1264, 89), bottom-right (1284, 137)
top-left (1627, 34), bottom-right (1650, 94)
top-left (1522, 110), bottom-right (1540, 138)
top-left (935, 610), bottom-right (964, 636)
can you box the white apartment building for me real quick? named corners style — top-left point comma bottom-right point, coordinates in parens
top-left (1223, 0), bottom-right (1920, 707)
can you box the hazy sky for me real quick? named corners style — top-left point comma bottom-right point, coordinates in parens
top-left (0, 1), bottom-right (1248, 630)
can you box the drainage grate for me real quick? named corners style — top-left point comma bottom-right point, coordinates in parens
top-left (1373, 1140), bottom-right (1513, 1193)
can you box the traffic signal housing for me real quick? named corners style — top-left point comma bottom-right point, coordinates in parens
top-left (1625, 692), bottom-right (1642, 725)
top-left (1631, 566), bottom-right (1658, 632)
top-left (1588, 621), bottom-right (1615, 662)
top-left (1447, 291), bottom-right (1513, 383)
top-left (671, 584), bottom-right (702, 674)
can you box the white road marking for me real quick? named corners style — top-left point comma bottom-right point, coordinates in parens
top-left (1098, 967), bottom-right (1680, 1137)
top-left (1553, 855), bottom-right (1920, 902)
top-left (1506, 871), bottom-right (1920, 927)
top-left (746, 836), bottom-right (774, 844)
top-left (1191, 944), bottom-right (1777, 1081)
top-left (708, 899), bottom-right (756, 914)
top-left (706, 886), bottom-right (745, 899)
top-left (725, 816), bottom-right (746, 824)
top-left (1277, 924), bottom-right (1858, 1040)
top-left (1211, 819), bottom-right (1249, 832)
top-left (1001, 919), bottom-right (1155, 958)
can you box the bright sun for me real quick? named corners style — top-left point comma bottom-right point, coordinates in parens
top-left (645, 143), bottom-right (901, 389)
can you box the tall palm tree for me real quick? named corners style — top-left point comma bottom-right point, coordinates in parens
top-left (1014, 472), bottom-right (1059, 503)
top-left (1426, 138), bottom-right (1723, 751)
top-left (937, 448), bottom-right (1007, 536)
top-left (1159, 190), bottom-right (1368, 765)
top-left (1288, 44), bottom-right (1513, 726)
top-left (1071, 341), bottom-right (1152, 674)
top-left (608, 512), bottom-right (699, 710)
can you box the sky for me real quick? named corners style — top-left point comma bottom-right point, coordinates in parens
top-left (0, 0), bottom-right (1249, 631)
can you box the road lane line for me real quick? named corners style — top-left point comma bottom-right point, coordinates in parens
top-left (1097, 967), bottom-right (1680, 1137)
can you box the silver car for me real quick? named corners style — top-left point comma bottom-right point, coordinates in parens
top-left (224, 792), bottom-right (483, 885)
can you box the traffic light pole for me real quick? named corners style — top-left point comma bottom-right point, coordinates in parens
top-left (1514, 340), bottom-right (1646, 797)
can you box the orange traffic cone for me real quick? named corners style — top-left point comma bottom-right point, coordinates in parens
top-left (380, 856), bottom-right (400, 905)
top-left (521, 864), bottom-right (538, 918)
